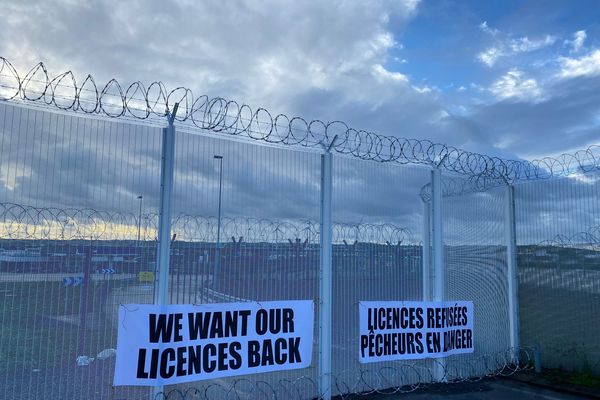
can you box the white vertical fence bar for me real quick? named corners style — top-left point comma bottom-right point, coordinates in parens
top-left (422, 198), bottom-right (431, 301)
top-left (319, 150), bottom-right (333, 399)
top-left (431, 168), bottom-right (446, 381)
top-left (505, 184), bottom-right (520, 360)
top-left (152, 105), bottom-right (178, 399)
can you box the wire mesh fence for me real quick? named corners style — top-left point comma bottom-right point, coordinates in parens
top-left (515, 172), bottom-right (600, 375)
top-left (0, 59), bottom-right (599, 399)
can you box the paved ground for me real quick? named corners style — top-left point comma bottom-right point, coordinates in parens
top-left (352, 378), bottom-right (595, 400)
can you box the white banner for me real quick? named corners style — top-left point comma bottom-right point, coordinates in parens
top-left (114, 300), bottom-right (314, 386)
top-left (359, 301), bottom-right (474, 363)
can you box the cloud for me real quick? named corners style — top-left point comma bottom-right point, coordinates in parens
top-left (478, 47), bottom-right (503, 67)
top-left (558, 49), bottom-right (600, 78)
top-left (479, 21), bottom-right (499, 37)
top-left (372, 64), bottom-right (409, 83)
top-left (0, 0), bottom-right (599, 243)
top-left (476, 22), bottom-right (556, 67)
top-left (509, 35), bottom-right (556, 52)
top-left (489, 69), bottom-right (542, 101)
top-left (468, 73), bottom-right (600, 157)
top-left (0, 0), bottom-right (419, 107)
top-left (564, 30), bottom-right (587, 53)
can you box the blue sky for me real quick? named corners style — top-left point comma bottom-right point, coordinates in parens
top-left (396, 0), bottom-right (600, 88)
top-left (0, 0), bottom-right (599, 238)
top-left (1, 0), bottom-right (599, 159)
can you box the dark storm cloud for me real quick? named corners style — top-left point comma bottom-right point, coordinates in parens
top-left (469, 75), bottom-right (600, 156)
top-left (0, 0), bottom-right (598, 244)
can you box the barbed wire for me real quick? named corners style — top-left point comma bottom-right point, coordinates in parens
top-left (150, 347), bottom-right (533, 399)
top-left (535, 225), bottom-right (600, 249)
top-left (419, 174), bottom-right (511, 201)
top-left (0, 202), bottom-right (414, 244)
top-left (2, 58), bottom-right (599, 184)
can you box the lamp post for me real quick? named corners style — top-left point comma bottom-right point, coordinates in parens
top-left (137, 195), bottom-right (143, 242)
top-left (214, 155), bottom-right (223, 292)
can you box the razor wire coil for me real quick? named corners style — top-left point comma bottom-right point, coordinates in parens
top-left (2, 58), bottom-right (599, 186)
top-left (0, 202), bottom-right (414, 244)
top-left (149, 347), bottom-right (534, 399)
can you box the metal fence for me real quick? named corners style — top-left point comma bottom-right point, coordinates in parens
top-left (0, 58), bottom-right (598, 399)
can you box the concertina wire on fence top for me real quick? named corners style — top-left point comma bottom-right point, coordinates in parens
top-left (0, 202), bottom-right (414, 244)
top-left (151, 346), bottom-right (535, 400)
top-left (1, 57), bottom-right (599, 186)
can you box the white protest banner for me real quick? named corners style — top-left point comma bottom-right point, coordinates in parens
top-left (359, 301), bottom-right (474, 363)
top-left (114, 300), bottom-right (314, 386)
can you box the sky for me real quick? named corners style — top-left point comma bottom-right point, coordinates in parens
top-left (0, 0), bottom-right (599, 243)
top-left (1, 0), bottom-right (600, 159)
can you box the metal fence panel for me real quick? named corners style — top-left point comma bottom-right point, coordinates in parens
top-left (331, 157), bottom-right (430, 394)
top-left (442, 181), bottom-right (511, 379)
top-left (515, 172), bottom-right (600, 374)
top-left (161, 130), bottom-right (322, 399)
top-left (2, 79), bottom-right (598, 399)
top-left (0, 102), bottom-right (163, 400)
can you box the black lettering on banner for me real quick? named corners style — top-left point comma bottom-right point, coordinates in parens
top-left (203, 343), bottom-right (216, 373)
top-left (149, 314), bottom-right (174, 343)
top-left (261, 339), bottom-right (274, 366)
top-left (239, 310), bottom-right (251, 336)
top-left (283, 308), bottom-right (295, 333)
top-left (289, 337), bottom-right (301, 363)
top-left (256, 308), bottom-right (292, 335)
top-left (176, 346), bottom-right (187, 376)
top-left (378, 308), bottom-right (386, 329)
top-left (384, 333), bottom-right (391, 355)
top-left (210, 312), bottom-right (223, 338)
top-left (188, 312), bottom-right (211, 340)
top-left (136, 348), bottom-right (148, 378)
top-left (416, 307), bottom-right (424, 329)
top-left (274, 338), bottom-right (287, 364)
top-left (188, 345), bottom-right (202, 375)
top-left (375, 334), bottom-right (383, 356)
top-left (368, 332), bottom-right (375, 357)
top-left (415, 332), bottom-right (424, 354)
top-left (160, 348), bottom-right (176, 379)
top-left (407, 332), bottom-right (415, 353)
top-left (269, 310), bottom-right (281, 334)
top-left (147, 313), bottom-right (183, 343)
top-left (392, 308), bottom-right (400, 329)
top-left (427, 308), bottom-right (435, 329)
top-left (248, 340), bottom-right (261, 367)
top-left (360, 335), bottom-right (369, 358)
top-left (174, 313), bottom-right (183, 342)
top-left (397, 333), bottom-right (406, 354)
top-left (435, 308), bottom-right (442, 328)
top-left (400, 308), bottom-right (408, 329)
top-left (432, 332), bottom-right (441, 353)
top-left (224, 312), bottom-right (238, 337)
top-left (229, 342), bottom-right (242, 370)
top-left (188, 310), bottom-right (252, 340)
top-left (218, 343), bottom-right (229, 371)
top-left (149, 348), bottom-right (159, 378)
top-left (256, 310), bottom-right (268, 335)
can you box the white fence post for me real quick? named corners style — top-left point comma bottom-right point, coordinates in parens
top-left (431, 168), bottom-right (446, 381)
top-left (152, 104), bottom-right (178, 399)
top-left (505, 184), bottom-right (520, 361)
top-left (319, 138), bottom-right (335, 399)
top-left (422, 197), bottom-right (431, 301)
